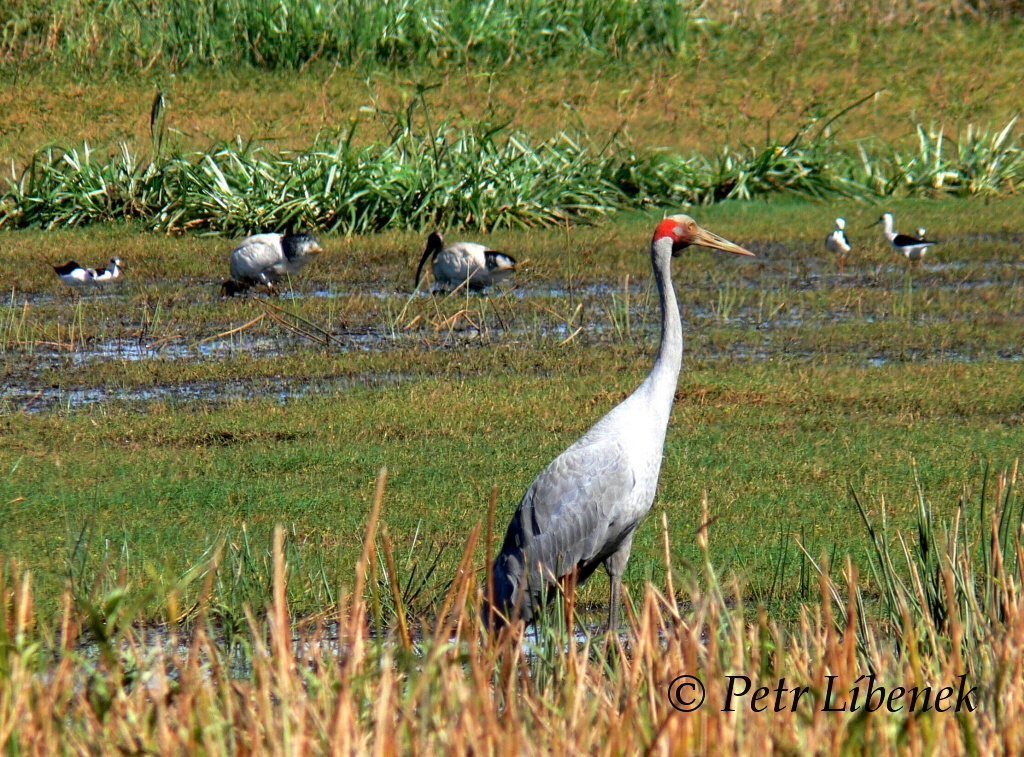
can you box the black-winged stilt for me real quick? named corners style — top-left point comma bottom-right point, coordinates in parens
top-left (825, 217), bottom-right (852, 274)
top-left (873, 213), bottom-right (937, 262)
top-left (91, 257), bottom-right (124, 286)
top-left (52, 261), bottom-right (96, 289)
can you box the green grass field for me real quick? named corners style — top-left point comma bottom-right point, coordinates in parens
top-left (4, 5), bottom-right (1024, 753)
top-left (0, 0), bottom-right (1023, 619)
top-left (2, 198), bottom-right (1022, 620)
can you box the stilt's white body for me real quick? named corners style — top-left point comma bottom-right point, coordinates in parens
top-left (53, 261), bottom-right (94, 289)
top-left (825, 218), bottom-right (851, 273)
top-left (414, 232), bottom-right (516, 292)
top-left (490, 215), bottom-right (752, 630)
top-left (91, 258), bottom-right (123, 286)
top-left (878, 213), bottom-right (936, 261)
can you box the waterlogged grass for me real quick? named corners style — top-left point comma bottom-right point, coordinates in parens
top-left (1, 197), bottom-right (1023, 618)
top-left (2, 361), bottom-right (1023, 619)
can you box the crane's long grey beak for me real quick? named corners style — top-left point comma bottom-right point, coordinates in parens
top-left (693, 227), bottom-right (755, 257)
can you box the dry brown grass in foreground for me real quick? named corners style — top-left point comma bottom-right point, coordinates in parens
top-left (1, 470), bottom-right (1021, 755)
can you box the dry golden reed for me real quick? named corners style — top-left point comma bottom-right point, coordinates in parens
top-left (0, 469), bottom-right (1021, 755)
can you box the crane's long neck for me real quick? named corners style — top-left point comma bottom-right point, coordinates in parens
top-left (638, 240), bottom-right (683, 420)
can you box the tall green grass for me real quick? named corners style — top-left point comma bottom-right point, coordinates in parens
top-left (5, 0), bottom-right (1017, 71)
top-left (4, 109), bottom-right (1023, 232)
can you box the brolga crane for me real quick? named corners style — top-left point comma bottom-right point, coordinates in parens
top-left (414, 231), bottom-right (517, 292)
top-left (825, 218), bottom-right (851, 274)
top-left (489, 215), bottom-right (753, 631)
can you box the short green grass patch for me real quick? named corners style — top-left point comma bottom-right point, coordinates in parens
top-left (2, 357), bottom-right (1022, 618)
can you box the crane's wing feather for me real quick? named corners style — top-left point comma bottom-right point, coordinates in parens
top-left (502, 438), bottom-right (636, 582)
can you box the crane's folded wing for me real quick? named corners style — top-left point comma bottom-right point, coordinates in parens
top-left (512, 440), bottom-right (636, 575)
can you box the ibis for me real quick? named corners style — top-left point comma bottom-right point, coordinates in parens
top-left (414, 231), bottom-right (516, 292)
top-left (222, 232), bottom-right (323, 296)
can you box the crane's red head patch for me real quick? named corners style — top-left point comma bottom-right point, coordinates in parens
top-left (653, 216), bottom-right (688, 243)
top-left (653, 214), bottom-right (699, 255)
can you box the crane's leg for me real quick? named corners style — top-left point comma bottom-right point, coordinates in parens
top-left (604, 534), bottom-right (635, 632)
top-left (608, 573), bottom-right (622, 632)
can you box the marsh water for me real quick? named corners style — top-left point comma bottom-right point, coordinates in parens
top-left (4, 248), bottom-right (1024, 414)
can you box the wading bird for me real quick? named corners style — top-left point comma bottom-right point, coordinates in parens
top-left (825, 218), bottom-right (852, 274)
top-left (221, 232), bottom-right (323, 296)
top-left (489, 215), bottom-right (753, 631)
top-left (52, 261), bottom-right (96, 289)
top-left (873, 213), bottom-right (937, 262)
top-left (91, 257), bottom-right (124, 286)
top-left (413, 231), bottom-right (516, 293)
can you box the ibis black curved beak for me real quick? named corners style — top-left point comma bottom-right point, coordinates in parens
top-left (414, 232), bottom-right (443, 290)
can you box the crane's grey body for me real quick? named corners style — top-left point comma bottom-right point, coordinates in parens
top-left (492, 295), bottom-right (679, 624)
top-left (224, 233), bottom-right (322, 295)
top-left (414, 232), bottom-right (516, 292)
top-left (490, 216), bottom-right (752, 629)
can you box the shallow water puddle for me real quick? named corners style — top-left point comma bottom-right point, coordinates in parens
top-left (2, 372), bottom-right (411, 414)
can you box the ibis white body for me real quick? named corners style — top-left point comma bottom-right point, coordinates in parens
top-left (224, 232), bottom-right (323, 295)
top-left (414, 232), bottom-right (516, 292)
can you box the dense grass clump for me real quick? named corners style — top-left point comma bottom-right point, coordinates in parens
top-left (4, 112), bottom-right (1023, 232)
